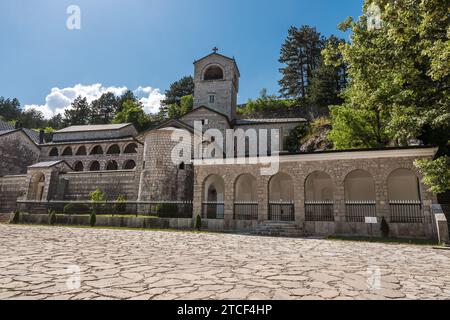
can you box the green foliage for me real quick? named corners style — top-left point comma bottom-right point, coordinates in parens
top-left (90, 92), bottom-right (120, 124)
top-left (237, 91), bottom-right (296, 117)
top-left (285, 123), bottom-right (311, 153)
top-left (166, 94), bottom-right (193, 119)
top-left (160, 76), bottom-right (194, 118)
top-left (415, 156), bottom-right (450, 194)
top-left (380, 217), bottom-right (389, 238)
top-left (90, 212), bottom-right (96, 227)
top-left (113, 100), bottom-right (151, 132)
top-left (327, 0), bottom-right (449, 150)
top-left (0, 97), bottom-right (22, 121)
top-left (195, 214), bottom-right (202, 231)
top-left (64, 96), bottom-right (91, 126)
top-left (329, 105), bottom-right (390, 149)
top-left (114, 195), bottom-right (127, 213)
top-left (11, 211), bottom-right (20, 224)
top-left (48, 210), bottom-right (56, 226)
top-left (89, 188), bottom-right (106, 215)
top-left (63, 203), bottom-right (91, 215)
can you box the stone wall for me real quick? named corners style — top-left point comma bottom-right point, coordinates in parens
top-left (0, 130), bottom-right (40, 176)
top-left (0, 175), bottom-right (27, 212)
top-left (193, 148), bottom-right (437, 239)
top-left (60, 170), bottom-right (138, 201)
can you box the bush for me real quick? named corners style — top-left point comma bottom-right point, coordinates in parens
top-left (63, 203), bottom-right (90, 215)
top-left (380, 217), bottom-right (389, 238)
top-left (195, 214), bottom-right (202, 231)
top-left (90, 212), bottom-right (96, 227)
top-left (11, 211), bottom-right (20, 224)
top-left (114, 195), bottom-right (127, 214)
top-left (89, 188), bottom-right (106, 215)
top-left (157, 203), bottom-right (178, 217)
top-left (48, 210), bottom-right (56, 226)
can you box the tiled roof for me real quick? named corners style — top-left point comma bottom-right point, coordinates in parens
top-left (56, 123), bottom-right (132, 133)
top-left (23, 128), bottom-right (40, 143)
top-left (0, 119), bottom-right (14, 131)
top-left (234, 118), bottom-right (307, 125)
top-left (29, 160), bottom-right (65, 168)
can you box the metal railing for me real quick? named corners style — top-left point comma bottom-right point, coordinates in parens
top-left (345, 201), bottom-right (377, 222)
top-left (233, 202), bottom-right (258, 220)
top-left (268, 202), bottom-right (295, 221)
top-left (16, 200), bottom-right (193, 219)
top-left (305, 201), bottom-right (334, 222)
top-left (202, 202), bottom-right (225, 219)
top-left (389, 200), bottom-right (423, 223)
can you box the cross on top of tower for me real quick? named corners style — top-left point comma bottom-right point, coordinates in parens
top-left (212, 47), bottom-right (219, 53)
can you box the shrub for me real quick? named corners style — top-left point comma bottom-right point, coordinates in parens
top-left (195, 214), bottom-right (202, 231)
top-left (89, 188), bottom-right (106, 215)
top-left (63, 203), bottom-right (90, 215)
top-left (11, 211), bottom-right (20, 224)
top-left (114, 195), bottom-right (127, 214)
top-left (158, 203), bottom-right (178, 217)
top-left (90, 212), bottom-right (96, 227)
top-left (48, 210), bottom-right (56, 226)
top-left (380, 217), bottom-right (389, 238)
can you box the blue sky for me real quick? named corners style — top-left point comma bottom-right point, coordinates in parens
top-left (0, 0), bottom-right (364, 118)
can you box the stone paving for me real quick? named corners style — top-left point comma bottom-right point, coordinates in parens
top-left (1, 224), bottom-right (450, 300)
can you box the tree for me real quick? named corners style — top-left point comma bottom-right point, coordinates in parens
top-left (113, 99), bottom-right (151, 132)
top-left (160, 76), bottom-right (194, 118)
top-left (47, 114), bottom-right (64, 130)
top-left (327, 0), bottom-right (449, 150)
top-left (308, 36), bottom-right (347, 109)
top-left (90, 92), bottom-right (120, 124)
top-left (279, 26), bottom-right (325, 99)
top-left (0, 97), bottom-right (22, 121)
top-left (415, 156), bottom-right (450, 194)
top-left (166, 94), bottom-right (193, 119)
top-left (64, 96), bottom-right (91, 126)
top-left (20, 108), bottom-right (46, 129)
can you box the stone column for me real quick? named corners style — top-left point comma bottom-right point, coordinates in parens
top-left (257, 175), bottom-right (269, 222)
top-left (223, 177), bottom-right (234, 230)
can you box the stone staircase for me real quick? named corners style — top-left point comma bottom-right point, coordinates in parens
top-left (249, 221), bottom-right (304, 238)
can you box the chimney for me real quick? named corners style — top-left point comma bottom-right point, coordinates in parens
top-left (39, 129), bottom-right (45, 144)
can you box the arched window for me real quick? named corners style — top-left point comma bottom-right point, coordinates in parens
top-left (76, 146), bottom-right (87, 156)
top-left (204, 65), bottom-right (224, 80)
top-left (90, 145), bottom-right (103, 155)
top-left (344, 170), bottom-right (376, 201)
top-left (106, 160), bottom-right (118, 171)
top-left (107, 144), bottom-right (121, 154)
top-left (62, 146), bottom-right (73, 156)
top-left (304, 171), bottom-right (334, 221)
top-left (344, 170), bottom-right (376, 222)
top-left (124, 143), bottom-right (137, 154)
top-left (388, 169), bottom-right (420, 201)
top-left (203, 174), bottom-right (225, 219)
top-left (74, 161), bottom-right (84, 172)
top-left (49, 147), bottom-right (59, 157)
top-left (235, 174), bottom-right (257, 202)
top-left (268, 172), bottom-right (294, 221)
top-left (89, 161), bottom-right (100, 171)
top-left (123, 160), bottom-right (136, 170)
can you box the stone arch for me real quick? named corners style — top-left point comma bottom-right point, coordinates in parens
top-left (49, 147), bottom-right (59, 157)
top-left (76, 146), bottom-right (87, 156)
top-left (203, 65), bottom-right (224, 81)
top-left (387, 168), bottom-right (421, 201)
top-left (234, 173), bottom-right (257, 202)
top-left (305, 171), bottom-right (334, 201)
top-left (89, 161), bottom-right (100, 171)
top-left (73, 161), bottom-right (84, 172)
top-left (344, 169), bottom-right (376, 201)
top-left (203, 174), bottom-right (225, 202)
top-left (123, 160), bottom-right (136, 170)
top-left (107, 144), bottom-right (121, 155)
top-left (90, 145), bottom-right (104, 155)
top-left (106, 160), bottom-right (118, 171)
top-left (62, 146), bottom-right (73, 156)
top-left (269, 172), bottom-right (294, 202)
top-left (28, 173), bottom-right (46, 201)
top-left (124, 143), bottom-right (138, 154)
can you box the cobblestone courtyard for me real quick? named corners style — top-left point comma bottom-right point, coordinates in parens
top-left (1, 224), bottom-right (449, 300)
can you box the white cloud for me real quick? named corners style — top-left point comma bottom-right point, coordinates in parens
top-left (25, 83), bottom-right (165, 119)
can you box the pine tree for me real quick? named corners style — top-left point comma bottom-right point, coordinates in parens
top-left (64, 96), bottom-right (91, 126)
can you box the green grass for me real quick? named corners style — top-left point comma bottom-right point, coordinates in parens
top-left (325, 235), bottom-right (437, 246)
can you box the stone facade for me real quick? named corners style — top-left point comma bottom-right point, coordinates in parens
top-left (0, 130), bottom-right (40, 176)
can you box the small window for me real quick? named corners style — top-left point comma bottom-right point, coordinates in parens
top-left (209, 95), bottom-right (215, 104)
top-left (179, 162), bottom-right (185, 170)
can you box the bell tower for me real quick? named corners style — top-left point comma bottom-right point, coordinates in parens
top-left (193, 48), bottom-right (240, 120)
